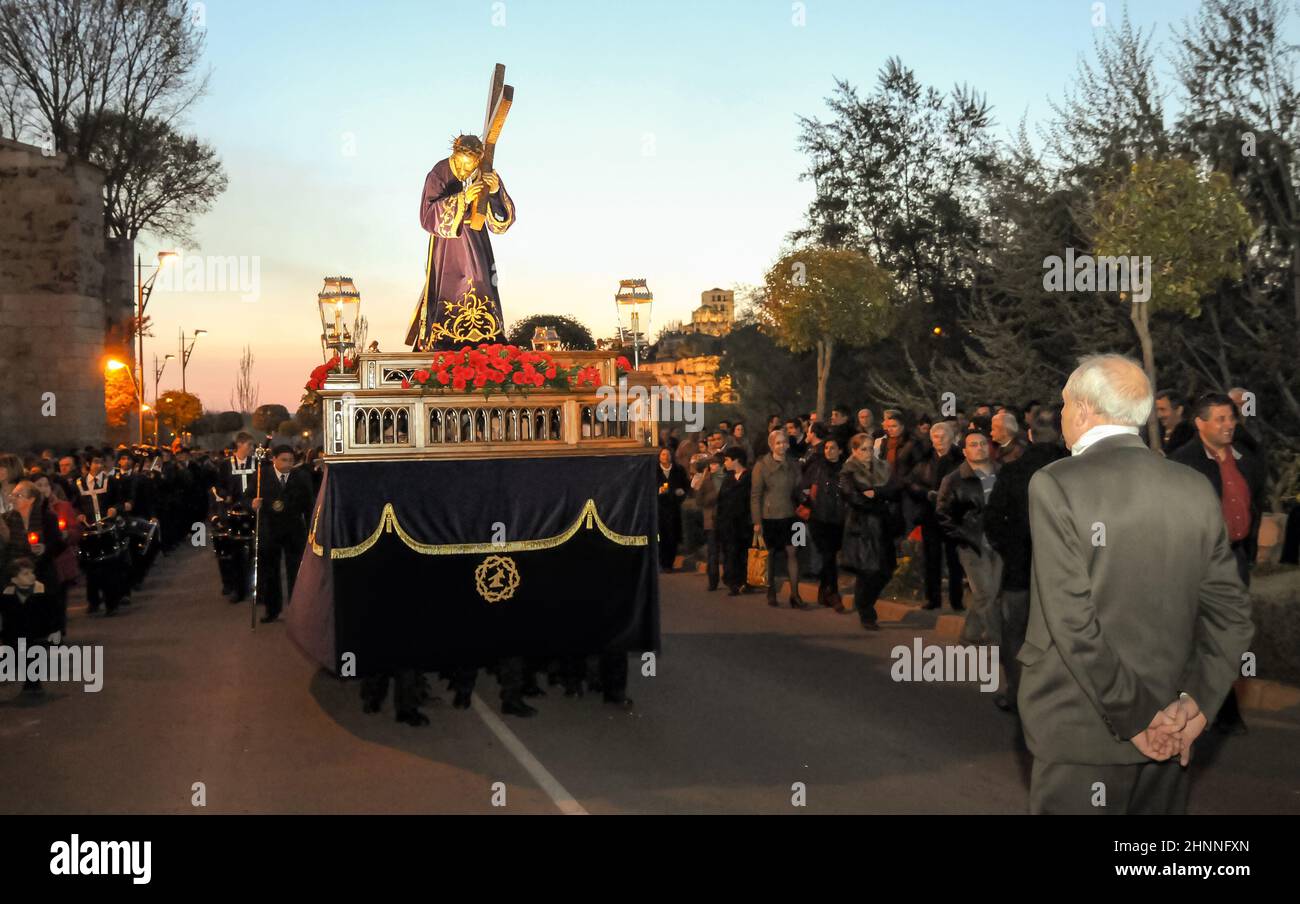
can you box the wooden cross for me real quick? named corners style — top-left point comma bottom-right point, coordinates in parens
top-left (468, 63), bottom-right (514, 231)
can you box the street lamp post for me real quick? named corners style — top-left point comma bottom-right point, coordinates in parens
top-left (179, 327), bottom-right (206, 394)
top-left (615, 278), bottom-right (654, 369)
top-left (135, 251), bottom-right (177, 443)
top-left (153, 353), bottom-right (175, 445)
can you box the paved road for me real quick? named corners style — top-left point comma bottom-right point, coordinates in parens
top-left (3, 545), bottom-right (1298, 814)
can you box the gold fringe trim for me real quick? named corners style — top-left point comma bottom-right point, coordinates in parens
top-left (310, 498), bottom-right (646, 559)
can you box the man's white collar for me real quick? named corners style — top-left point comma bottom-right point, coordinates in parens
top-left (1071, 424), bottom-right (1140, 456)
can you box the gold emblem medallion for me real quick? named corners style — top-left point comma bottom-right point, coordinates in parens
top-left (475, 554), bottom-right (520, 603)
top-left (272, 500), bottom-right (285, 512)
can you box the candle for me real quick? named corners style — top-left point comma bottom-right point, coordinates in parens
top-left (334, 300), bottom-right (342, 338)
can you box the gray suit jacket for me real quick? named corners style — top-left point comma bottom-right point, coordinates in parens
top-left (1017, 433), bottom-right (1253, 765)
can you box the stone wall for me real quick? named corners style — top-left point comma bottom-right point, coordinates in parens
top-left (0, 138), bottom-right (134, 450)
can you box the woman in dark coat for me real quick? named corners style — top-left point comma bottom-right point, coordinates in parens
top-left (655, 447), bottom-right (690, 572)
top-left (837, 433), bottom-right (900, 631)
top-left (799, 437), bottom-right (846, 608)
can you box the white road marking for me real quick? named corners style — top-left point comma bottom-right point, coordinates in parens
top-left (471, 693), bottom-right (589, 815)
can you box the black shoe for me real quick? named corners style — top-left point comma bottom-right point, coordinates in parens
top-left (727, 587), bottom-right (740, 596)
top-left (994, 694), bottom-right (1017, 713)
top-left (707, 583), bottom-right (719, 591)
top-left (767, 596), bottom-right (780, 608)
top-left (522, 684), bottom-right (546, 698)
top-left (452, 691), bottom-right (472, 709)
top-left (861, 621), bottom-right (881, 632)
top-left (922, 601), bottom-right (940, 610)
top-left (104, 608), bottom-right (118, 617)
top-left (260, 615), bottom-right (279, 624)
top-left (396, 709), bottom-right (429, 726)
top-left (790, 598), bottom-right (814, 611)
top-left (501, 699), bottom-right (538, 718)
top-left (950, 602), bottom-right (965, 612)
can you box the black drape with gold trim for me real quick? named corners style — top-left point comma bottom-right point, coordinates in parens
top-left (286, 454), bottom-right (660, 676)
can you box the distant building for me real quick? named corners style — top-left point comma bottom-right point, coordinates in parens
top-left (641, 353), bottom-right (737, 405)
top-left (681, 288), bottom-right (734, 337)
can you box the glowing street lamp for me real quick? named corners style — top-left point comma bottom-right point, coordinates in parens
top-left (614, 278), bottom-right (653, 369)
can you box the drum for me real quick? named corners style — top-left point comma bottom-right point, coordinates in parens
top-left (77, 518), bottom-right (132, 608)
top-left (126, 516), bottom-right (161, 588)
top-left (77, 519), bottom-right (128, 566)
top-left (212, 506), bottom-right (255, 560)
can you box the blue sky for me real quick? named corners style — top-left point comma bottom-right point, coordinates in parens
top-left (141, 0), bottom-right (1255, 409)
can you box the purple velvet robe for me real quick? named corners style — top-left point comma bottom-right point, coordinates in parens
top-left (405, 157), bottom-right (516, 350)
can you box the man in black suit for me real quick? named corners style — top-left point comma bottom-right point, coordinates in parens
top-left (904, 422), bottom-right (965, 611)
top-left (1154, 390), bottom-right (1196, 455)
top-left (1019, 355), bottom-right (1253, 814)
top-left (983, 409), bottom-right (1067, 712)
top-left (251, 445), bottom-right (314, 623)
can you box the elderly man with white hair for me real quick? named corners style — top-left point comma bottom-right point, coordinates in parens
top-left (990, 411), bottom-right (1026, 464)
top-left (1016, 354), bottom-right (1253, 814)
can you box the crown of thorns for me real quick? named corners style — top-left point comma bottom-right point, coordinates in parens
top-left (450, 134), bottom-right (484, 157)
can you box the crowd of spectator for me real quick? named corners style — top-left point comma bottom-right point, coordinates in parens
top-left (656, 390), bottom-right (1297, 731)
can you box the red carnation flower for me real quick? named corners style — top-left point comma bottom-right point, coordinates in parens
top-left (436, 370), bottom-right (450, 385)
top-left (401, 378), bottom-right (411, 389)
top-left (616, 356), bottom-right (632, 371)
top-left (413, 369), bottom-right (430, 383)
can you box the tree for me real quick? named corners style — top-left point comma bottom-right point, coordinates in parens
top-left (1046, 9), bottom-right (1170, 180)
top-left (104, 363), bottom-right (135, 428)
top-left (755, 247), bottom-right (899, 419)
top-left (1175, 0), bottom-right (1300, 443)
top-left (90, 110), bottom-right (227, 242)
top-left (214, 411), bottom-right (244, 434)
top-left (231, 345), bottom-right (258, 413)
top-left (252, 404), bottom-right (290, 433)
top-left (795, 59), bottom-right (995, 306)
top-left (1089, 157), bottom-right (1254, 446)
top-left (154, 389), bottom-right (201, 437)
top-left (506, 314), bottom-right (596, 350)
top-left (0, 0), bottom-right (225, 243)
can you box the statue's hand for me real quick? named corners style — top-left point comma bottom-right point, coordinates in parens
top-left (483, 172), bottom-right (500, 194)
top-left (463, 181), bottom-right (485, 205)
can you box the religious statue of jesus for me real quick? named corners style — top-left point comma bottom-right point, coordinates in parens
top-left (404, 133), bottom-right (516, 350)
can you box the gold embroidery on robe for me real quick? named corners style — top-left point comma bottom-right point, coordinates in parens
top-left (487, 190), bottom-right (514, 235)
top-left (427, 279), bottom-right (501, 344)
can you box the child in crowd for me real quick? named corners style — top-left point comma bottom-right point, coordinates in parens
top-left (0, 557), bottom-right (61, 694)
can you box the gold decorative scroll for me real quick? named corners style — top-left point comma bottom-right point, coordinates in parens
top-left (309, 497), bottom-right (647, 559)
